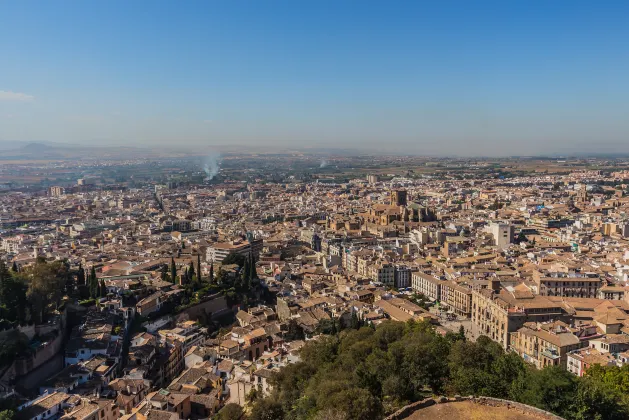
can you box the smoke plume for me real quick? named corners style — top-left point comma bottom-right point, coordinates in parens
top-left (319, 159), bottom-right (328, 168)
top-left (203, 153), bottom-right (221, 180)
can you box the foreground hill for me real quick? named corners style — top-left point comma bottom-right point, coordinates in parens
top-left (242, 320), bottom-right (629, 420)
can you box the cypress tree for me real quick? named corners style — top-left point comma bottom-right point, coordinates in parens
top-left (241, 257), bottom-right (249, 281)
top-left (351, 311), bottom-right (359, 329)
top-left (170, 257), bottom-right (177, 283)
top-left (11, 261), bottom-right (18, 273)
top-left (188, 262), bottom-right (195, 278)
top-left (88, 268), bottom-right (96, 298)
top-left (0, 261), bottom-right (9, 280)
top-left (161, 264), bottom-right (168, 281)
top-left (197, 254), bottom-right (202, 282)
top-left (209, 263), bottom-right (214, 283)
top-left (77, 263), bottom-right (85, 285)
top-left (249, 254), bottom-right (258, 280)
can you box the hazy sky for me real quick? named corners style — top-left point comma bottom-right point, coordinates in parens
top-left (1, 0), bottom-right (629, 156)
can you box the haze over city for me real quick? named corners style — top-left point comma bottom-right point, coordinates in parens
top-left (2, 0), bottom-right (629, 156)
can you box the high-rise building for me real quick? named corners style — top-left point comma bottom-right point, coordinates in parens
top-left (49, 186), bottom-right (65, 197)
top-left (489, 222), bottom-right (514, 249)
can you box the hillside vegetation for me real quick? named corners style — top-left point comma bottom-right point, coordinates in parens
top-left (247, 320), bottom-right (629, 420)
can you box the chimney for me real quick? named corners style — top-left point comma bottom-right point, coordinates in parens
top-left (490, 279), bottom-right (501, 293)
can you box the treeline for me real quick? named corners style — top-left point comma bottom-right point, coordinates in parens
top-left (0, 258), bottom-right (73, 368)
top-left (238, 320), bottom-right (629, 420)
top-left (0, 258), bottom-right (70, 325)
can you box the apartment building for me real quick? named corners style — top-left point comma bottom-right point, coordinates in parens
top-left (440, 281), bottom-right (473, 317)
top-left (529, 218), bottom-right (574, 234)
top-left (206, 238), bottom-right (263, 263)
top-left (411, 272), bottom-right (441, 301)
top-left (394, 265), bottom-right (412, 289)
top-left (471, 285), bottom-right (565, 349)
top-left (567, 347), bottom-right (615, 377)
top-left (369, 262), bottom-right (395, 287)
top-left (510, 322), bottom-right (581, 369)
top-left (533, 270), bottom-right (601, 298)
top-left (597, 285), bottom-right (627, 300)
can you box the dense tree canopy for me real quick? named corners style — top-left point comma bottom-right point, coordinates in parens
top-left (223, 253), bottom-right (246, 266)
top-left (0, 409), bottom-right (14, 420)
top-left (251, 320), bottom-right (629, 420)
top-left (0, 330), bottom-right (30, 367)
top-left (0, 259), bottom-right (69, 325)
top-left (217, 403), bottom-right (244, 420)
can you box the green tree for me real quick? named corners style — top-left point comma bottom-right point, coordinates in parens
top-left (216, 268), bottom-right (226, 286)
top-left (246, 387), bottom-right (261, 404)
top-left (88, 266), bottom-right (98, 299)
top-left (250, 398), bottom-right (284, 420)
top-left (319, 386), bottom-right (381, 420)
top-left (170, 257), bottom-right (177, 284)
top-left (0, 409), bottom-right (14, 420)
top-left (23, 260), bottom-right (67, 323)
top-left (285, 319), bottom-right (305, 341)
top-left (223, 253), bottom-right (245, 266)
top-left (197, 254), bottom-right (202, 282)
top-left (76, 263), bottom-right (85, 285)
top-left (0, 330), bottom-right (29, 367)
top-left (458, 325), bottom-right (466, 341)
top-left (585, 364), bottom-right (629, 394)
top-left (217, 403), bottom-right (243, 420)
top-left (511, 366), bottom-right (576, 417)
top-left (516, 231), bottom-right (527, 243)
top-left (350, 311), bottom-right (360, 330)
top-left (99, 279), bottom-right (107, 298)
top-left (571, 375), bottom-right (629, 420)
top-left (188, 262), bottom-right (195, 279)
top-left (248, 252), bottom-right (257, 281)
top-left (0, 264), bottom-right (28, 323)
top-left (240, 257), bottom-right (250, 284)
top-left (317, 316), bottom-right (339, 335)
top-left (160, 264), bottom-right (168, 281)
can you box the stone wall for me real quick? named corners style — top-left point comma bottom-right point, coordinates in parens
top-left (180, 294), bottom-right (230, 321)
top-left (18, 323), bottom-right (59, 341)
top-left (0, 308), bottom-right (67, 385)
top-left (13, 331), bottom-right (64, 376)
top-left (384, 396), bottom-right (564, 420)
top-left (384, 398), bottom-right (436, 420)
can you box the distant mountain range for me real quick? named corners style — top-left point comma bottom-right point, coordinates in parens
top-left (0, 141), bottom-right (167, 160)
top-left (0, 141), bottom-right (367, 160)
top-left (1, 140), bottom-right (628, 160)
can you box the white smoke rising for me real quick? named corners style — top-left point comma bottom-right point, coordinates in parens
top-left (203, 153), bottom-right (221, 180)
top-left (319, 159), bottom-right (328, 168)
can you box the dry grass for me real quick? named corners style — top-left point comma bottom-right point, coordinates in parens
top-left (407, 400), bottom-right (550, 420)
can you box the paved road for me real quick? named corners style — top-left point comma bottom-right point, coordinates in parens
top-left (429, 306), bottom-right (475, 341)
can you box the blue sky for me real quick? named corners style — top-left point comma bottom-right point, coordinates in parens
top-left (1, 0), bottom-right (629, 155)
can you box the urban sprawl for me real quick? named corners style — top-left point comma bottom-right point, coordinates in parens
top-left (2, 155), bottom-right (629, 419)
